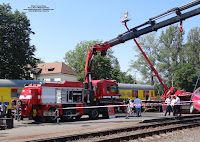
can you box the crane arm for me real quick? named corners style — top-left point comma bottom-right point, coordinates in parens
top-left (108, 7), bottom-right (200, 47)
top-left (84, 1), bottom-right (200, 97)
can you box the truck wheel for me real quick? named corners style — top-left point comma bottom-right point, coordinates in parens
top-left (61, 110), bottom-right (73, 121)
top-left (89, 109), bottom-right (99, 119)
top-left (190, 103), bottom-right (196, 113)
top-left (46, 108), bottom-right (57, 123)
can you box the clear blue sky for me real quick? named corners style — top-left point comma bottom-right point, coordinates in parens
top-left (1, 0), bottom-right (200, 80)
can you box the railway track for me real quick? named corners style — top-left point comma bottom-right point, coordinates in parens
top-left (30, 115), bottom-right (200, 142)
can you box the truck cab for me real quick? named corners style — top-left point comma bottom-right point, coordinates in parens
top-left (16, 85), bottom-right (41, 118)
top-left (92, 80), bottom-right (119, 104)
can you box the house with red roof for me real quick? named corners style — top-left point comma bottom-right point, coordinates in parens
top-left (31, 62), bottom-right (77, 81)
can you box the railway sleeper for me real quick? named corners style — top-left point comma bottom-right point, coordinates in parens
top-left (30, 118), bottom-right (200, 142)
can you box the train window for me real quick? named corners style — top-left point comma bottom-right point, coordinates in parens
top-left (107, 85), bottom-right (110, 92)
top-left (17, 89), bottom-right (22, 97)
top-left (111, 85), bottom-right (117, 93)
top-left (11, 89), bottom-right (22, 98)
top-left (132, 90), bottom-right (138, 97)
top-left (143, 90), bottom-right (149, 97)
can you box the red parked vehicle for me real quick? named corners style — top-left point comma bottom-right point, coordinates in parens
top-left (190, 87), bottom-right (200, 113)
top-left (13, 80), bottom-right (119, 122)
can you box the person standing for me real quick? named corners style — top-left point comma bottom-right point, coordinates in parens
top-left (0, 102), bottom-right (7, 118)
top-left (175, 95), bottom-right (181, 116)
top-left (125, 98), bottom-right (133, 119)
top-left (164, 95), bottom-right (172, 116)
top-left (134, 96), bottom-right (142, 117)
top-left (171, 96), bottom-right (176, 116)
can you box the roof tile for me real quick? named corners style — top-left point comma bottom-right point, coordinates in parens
top-left (37, 62), bottom-right (77, 76)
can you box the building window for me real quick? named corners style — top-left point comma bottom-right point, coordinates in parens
top-left (54, 78), bottom-right (61, 81)
top-left (48, 68), bottom-right (55, 71)
top-left (132, 90), bottom-right (138, 97)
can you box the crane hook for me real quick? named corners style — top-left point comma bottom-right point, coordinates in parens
top-left (180, 21), bottom-right (183, 32)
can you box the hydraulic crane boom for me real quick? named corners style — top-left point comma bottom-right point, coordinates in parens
top-left (85, 0), bottom-right (200, 101)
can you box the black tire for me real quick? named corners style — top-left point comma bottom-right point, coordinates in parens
top-left (46, 108), bottom-right (57, 123)
top-left (61, 110), bottom-right (73, 121)
top-left (190, 103), bottom-right (196, 113)
top-left (89, 109), bottom-right (99, 119)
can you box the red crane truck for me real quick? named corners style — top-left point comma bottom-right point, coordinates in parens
top-left (13, 80), bottom-right (118, 122)
top-left (13, 1), bottom-right (200, 122)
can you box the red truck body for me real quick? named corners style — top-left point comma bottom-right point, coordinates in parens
top-left (14, 80), bottom-right (119, 122)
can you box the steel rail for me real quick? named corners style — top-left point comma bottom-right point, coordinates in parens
top-left (97, 123), bottom-right (200, 142)
top-left (29, 115), bottom-right (200, 142)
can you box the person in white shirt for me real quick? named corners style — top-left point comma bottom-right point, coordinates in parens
top-left (171, 96), bottom-right (176, 116)
top-left (134, 96), bottom-right (142, 117)
top-left (175, 95), bottom-right (181, 116)
top-left (128, 99), bottom-right (133, 114)
top-left (164, 95), bottom-right (172, 116)
top-left (125, 98), bottom-right (134, 119)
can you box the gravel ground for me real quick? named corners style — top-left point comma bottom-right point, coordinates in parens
top-left (0, 113), bottom-right (197, 142)
top-left (131, 126), bottom-right (200, 142)
top-left (153, 127), bottom-right (200, 142)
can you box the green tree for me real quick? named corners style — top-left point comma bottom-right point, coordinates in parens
top-left (117, 71), bottom-right (136, 84)
top-left (157, 25), bottom-right (184, 86)
top-left (110, 67), bottom-right (120, 82)
top-left (64, 40), bottom-right (119, 81)
top-left (0, 4), bottom-right (37, 79)
top-left (64, 40), bottom-right (99, 81)
top-left (185, 27), bottom-right (200, 68)
top-left (173, 27), bottom-right (200, 91)
top-left (36, 58), bottom-right (45, 63)
top-left (174, 63), bottom-right (198, 92)
top-left (92, 54), bottom-right (112, 80)
top-left (130, 32), bottom-right (158, 85)
top-left (64, 40), bottom-right (137, 83)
